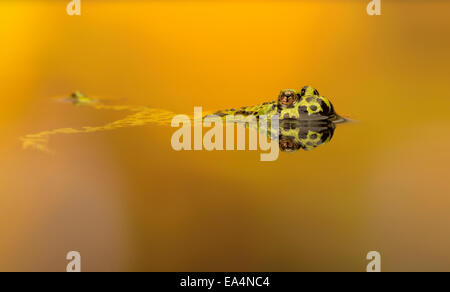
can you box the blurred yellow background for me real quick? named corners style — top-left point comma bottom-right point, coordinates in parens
top-left (0, 0), bottom-right (449, 271)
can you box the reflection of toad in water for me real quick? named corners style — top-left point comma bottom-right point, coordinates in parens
top-left (278, 120), bottom-right (336, 152)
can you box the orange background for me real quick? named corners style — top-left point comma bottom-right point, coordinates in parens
top-left (0, 0), bottom-right (449, 271)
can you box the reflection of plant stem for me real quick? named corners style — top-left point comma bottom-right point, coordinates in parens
top-left (21, 101), bottom-right (193, 153)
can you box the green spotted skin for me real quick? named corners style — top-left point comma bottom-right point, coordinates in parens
top-left (250, 119), bottom-right (336, 153)
top-left (210, 86), bottom-right (338, 122)
top-left (277, 120), bottom-right (336, 152)
top-left (212, 100), bottom-right (279, 120)
top-left (280, 86), bottom-right (337, 121)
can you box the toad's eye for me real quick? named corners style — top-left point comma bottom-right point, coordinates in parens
top-left (279, 137), bottom-right (301, 152)
top-left (278, 90), bottom-right (298, 107)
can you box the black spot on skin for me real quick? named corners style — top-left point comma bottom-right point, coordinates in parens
top-left (253, 112), bottom-right (258, 115)
top-left (306, 97), bottom-right (313, 103)
top-left (322, 131), bottom-right (331, 142)
top-left (313, 89), bottom-right (319, 95)
top-left (310, 105), bottom-right (318, 112)
top-left (300, 86), bottom-right (308, 97)
top-left (298, 131), bottom-right (308, 139)
top-left (329, 103), bottom-right (336, 115)
top-left (307, 142), bottom-right (314, 146)
top-left (320, 102), bottom-right (330, 116)
top-left (298, 106), bottom-right (308, 114)
top-left (310, 134), bottom-right (318, 139)
top-left (277, 104), bottom-right (283, 113)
